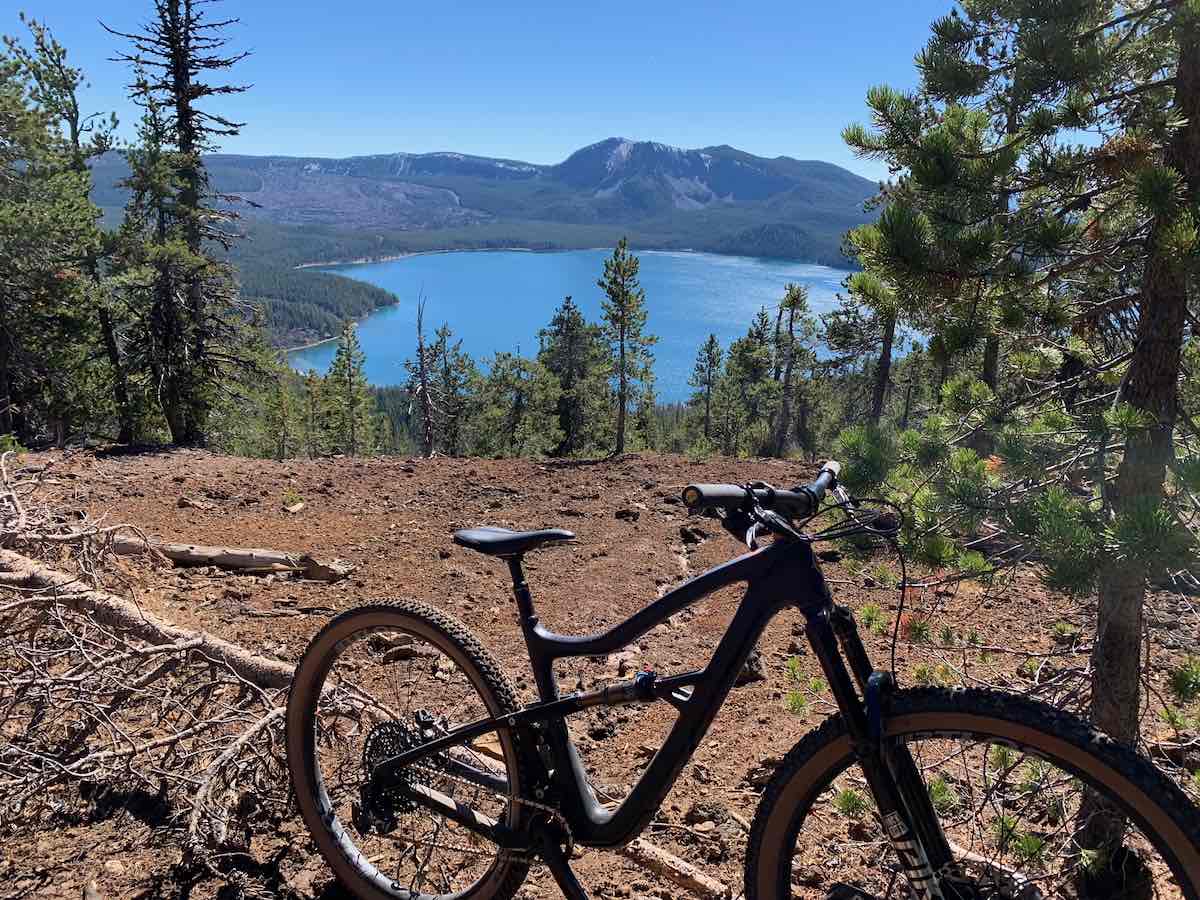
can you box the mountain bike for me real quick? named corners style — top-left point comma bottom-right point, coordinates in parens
top-left (286, 461), bottom-right (1200, 899)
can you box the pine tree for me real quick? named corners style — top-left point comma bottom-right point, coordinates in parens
top-left (822, 272), bottom-right (900, 427)
top-left (688, 334), bottom-right (723, 440)
top-left (0, 35), bottom-right (98, 445)
top-left (405, 297), bottom-right (437, 457)
top-left (842, 0), bottom-right (1200, 859)
top-left (4, 17), bottom-right (131, 443)
top-left (471, 353), bottom-right (562, 458)
top-left (598, 238), bottom-right (657, 455)
top-left (300, 370), bottom-right (324, 458)
top-left (771, 284), bottom-right (815, 456)
top-left (324, 322), bottom-right (373, 456)
top-left (538, 295), bottom-right (610, 456)
top-left (262, 372), bottom-right (296, 461)
top-left (105, 1), bottom-right (252, 446)
top-left (431, 323), bottom-right (476, 456)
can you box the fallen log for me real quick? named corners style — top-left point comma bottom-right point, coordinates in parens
top-left (0, 548), bottom-right (294, 689)
top-left (111, 535), bottom-right (354, 582)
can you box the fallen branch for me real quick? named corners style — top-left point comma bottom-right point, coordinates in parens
top-left (111, 536), bottom-right (354, 582)
top-left (0, 548), bottom-right (293, 688)
top-left (948, 840), bottom-right (1047, 900)
top-left (620, 837), bottom-right (731, 899)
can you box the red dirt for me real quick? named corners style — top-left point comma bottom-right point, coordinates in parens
top-left (3, 449), bottom-right (1195, 900)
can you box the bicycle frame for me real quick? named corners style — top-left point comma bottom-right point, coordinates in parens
top-left (374, 533), bottom-right (955, 893)
top-left (512, 537), bottom-right (811, 847)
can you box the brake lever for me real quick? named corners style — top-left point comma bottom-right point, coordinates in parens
top-left (754, 508), bottom-right (806, 543)
top-left (745, 521), bottom-right (760, 550)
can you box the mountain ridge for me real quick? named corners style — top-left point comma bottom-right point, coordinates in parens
top-left (91, 136), bottom-right (877, 254)
top-left (89, 137), bottom-right (876, 345)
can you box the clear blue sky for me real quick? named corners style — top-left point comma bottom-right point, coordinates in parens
top-left (15, 1), bottom-right (953, 181)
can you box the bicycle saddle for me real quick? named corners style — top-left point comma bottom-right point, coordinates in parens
top-left (453, 526), bottom-right (575, 557)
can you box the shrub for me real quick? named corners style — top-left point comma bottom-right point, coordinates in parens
top-left (1170, 657), bottom-right (1200, 705)
top-left (833, 788), bottom-right (870, 819)
top-left (858, 602), bottom-right (884, 631)
top-left (927, 776), bottom-right (959, 814)
top-left (834, 424), bottom-right (897, 494)
top-left (901, 614), bottom-right (932, 644)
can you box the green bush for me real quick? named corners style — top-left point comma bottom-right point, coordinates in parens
top-left (834, 424), bottom-right (897, 494)
top-left (1170, 657), bottom-right (1200, 705)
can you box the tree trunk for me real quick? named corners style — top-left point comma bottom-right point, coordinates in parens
top-left (415, 302), bottom-right (434, 457)
top-left (899, 380), bottom-right (914, 431)
top-left (771, 305), bottom-right (784, 382)
top-left (1082, 21), bottom-right (1198, 857)
top-left (98, 306), bottom-right (135, 444)
top-left (967, 332), bottom-right (1001, 457)
top-left (0, 310), bottom-right (12, 438)
top-left (772, 306), bottom-right (798, 456)
top-left (615, 325), bottom-right (627, 455)
top-left (703, 383), bottom-right (712, 440)
top-left (869, 312), bottom-right (897, 426)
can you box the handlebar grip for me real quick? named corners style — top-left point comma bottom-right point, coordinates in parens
top-left (682, 483), bottom-right (748, 510)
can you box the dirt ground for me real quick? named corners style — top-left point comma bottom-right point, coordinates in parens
top-left (3, 449), bottom-right (1196, 900)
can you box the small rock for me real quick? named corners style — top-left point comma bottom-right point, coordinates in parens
top-left (102, 859), bottom-right (125, 876)
top-left (176, 496), bottom-right (214, 511)
top-left (684, 799), bottom-right (729, 825)
top-left (741, 754), bottom-right (783, 788)
top-left (83, 881), bottom-right (103, 900)
top-left (693, 820), bottom-right (717, 834)
top-left (614, 508), bottom-right (640, 522)
top-left (283, 501), bottom-right (305, 514)
top-left (679, 524), bottom-right (709, 544)
top-left (735, 649), bottom-right (767, 685)
top-left (437, 547), bottom-right (452, 559)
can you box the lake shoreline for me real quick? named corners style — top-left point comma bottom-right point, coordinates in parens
top-left (293, 244), bottom-right (647, 271)
top-left (285, 249), bottom-right (853, 399)
top-left (283, 246), bottom-right (691, 353)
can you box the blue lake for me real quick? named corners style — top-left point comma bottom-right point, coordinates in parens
top-left (287, 249), bottom-right (850, 402)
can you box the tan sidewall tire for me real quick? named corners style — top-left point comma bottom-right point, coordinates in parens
top-left (747, 688), bottom-right (1200, 900)
top-left (285, 600), bottom-right (529, 900)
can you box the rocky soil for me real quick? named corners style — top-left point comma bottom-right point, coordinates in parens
top-left (2, 449), bottom-right (1195, 900)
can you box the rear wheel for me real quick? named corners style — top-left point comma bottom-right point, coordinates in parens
top-left (747, 688), bottom-right (1200, 900)
top-left (286, 600), bottom-right (530, 900)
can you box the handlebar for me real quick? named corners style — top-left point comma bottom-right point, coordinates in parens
top-left (682, 460), bottom-right (841, 520)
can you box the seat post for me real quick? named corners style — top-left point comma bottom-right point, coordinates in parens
top-left (506, 555), bottom-right (559, 703)
top-left (505, 556), bottom-right (537, 624)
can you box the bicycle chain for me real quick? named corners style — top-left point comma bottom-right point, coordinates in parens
top-left (393, 750), bottom-right (574, 864)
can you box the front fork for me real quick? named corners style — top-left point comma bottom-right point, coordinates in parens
top-left (807, 603), bottom-right (956, 900)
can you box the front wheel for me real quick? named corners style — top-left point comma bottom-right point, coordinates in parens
top-left (747, 687), bottom-right (1200, 900)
